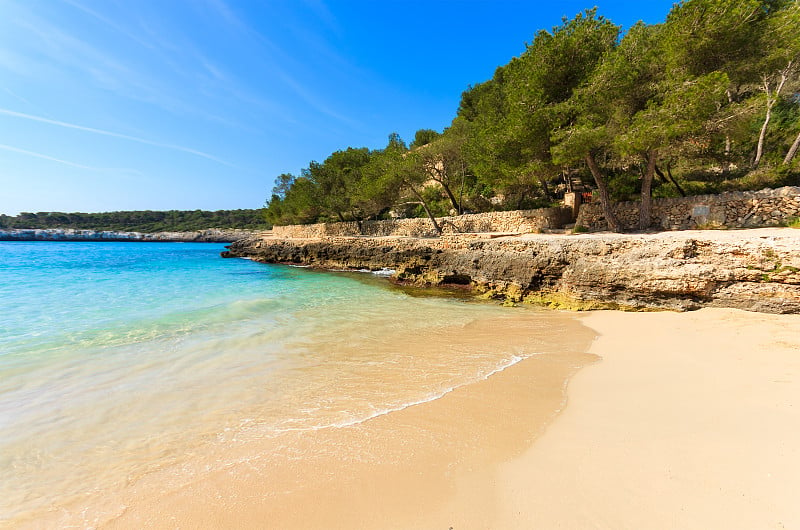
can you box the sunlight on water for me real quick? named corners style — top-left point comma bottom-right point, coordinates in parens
top-left (0, 242), bottom-right (565, 527)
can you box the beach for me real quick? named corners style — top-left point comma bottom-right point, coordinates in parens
top-left (88, 306), bottom-right (799, 529)
top-left (495, 308), bottom-right (800, 529)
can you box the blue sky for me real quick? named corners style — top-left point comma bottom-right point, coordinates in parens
top-left (0, 0), bottom-right (676, 215)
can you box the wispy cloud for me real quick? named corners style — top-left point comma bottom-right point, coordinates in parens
top-left (0, 108), bottom-right (239, 168)
top-left (0, 143), bottom-right (125, 171)
top-left (201, 0), bottom-right (362, 129)
top-left (6, 4), bottom-right (228, 127)
top-left (59, 0), bottom-right (158, 52)
top-left (1, 85), bottom-right (37, 111)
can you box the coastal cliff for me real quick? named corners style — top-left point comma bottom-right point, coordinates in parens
top-left (0, 228), bottom-right (260, 242)
top-left (222, 229), bottom-right (800, 314)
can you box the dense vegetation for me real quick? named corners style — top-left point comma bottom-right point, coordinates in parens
top-left (0, 209), bottom-right (268, 233)
top-left (266, 0), bottom-right (800, 232)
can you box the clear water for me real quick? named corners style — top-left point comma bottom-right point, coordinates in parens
top-left (0, 241), bottom-right (566, 526)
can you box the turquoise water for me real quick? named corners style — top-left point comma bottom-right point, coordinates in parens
top-left (1, 241), bottom-right (569, 526)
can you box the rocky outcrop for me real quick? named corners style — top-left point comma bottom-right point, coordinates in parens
top-left (0, 228), bottom-right (262, 242)
top-left (222, 229), bottom-right (800, 314)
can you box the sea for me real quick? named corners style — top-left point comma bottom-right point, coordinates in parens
top-left (0, 241), bottom-right (578, 527)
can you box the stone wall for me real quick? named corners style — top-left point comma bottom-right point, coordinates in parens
top-left (575, 186), bottom-right (800, 231)
top-left (271, 207), bottom-right (574, 239)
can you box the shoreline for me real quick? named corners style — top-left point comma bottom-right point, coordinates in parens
top-left (11, 282), bottom-right (798, 529)
top-left (223, 227), bottom-right (800, 314)
top-left (94, 308), bottom-right (800, 528)
top-left (37, 310), bottom-right (597, 529)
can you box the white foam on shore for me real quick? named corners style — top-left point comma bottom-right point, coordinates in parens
top-left (270, 353), bottom-right (529, 434)
top-left (328, 267), bottom-right (396, 276)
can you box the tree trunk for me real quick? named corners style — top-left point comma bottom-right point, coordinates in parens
top-left (584, 153), bottom-right (622, 232)
top-left (538, 176), bottom-right (551, 199)
top-left (724, 89), bottom-right (734, 162)
top-left (427, 158), bottom-right (461, 214)
top-left (785, 130), bottom-right (800, 165)
top-left (754, 101), bottom-right (772, 168)
top-left (655, 164), bottom-right (686, 197)
top-left (755, 69), bottom-right (789, 168)
top-left (515, 189), bottom-right (528, 210)
top-left (408, 185), bottom-right (442, 235)
top-left (639, 150), bottom-right (657, 231)
top-left (439, 181), bottom-right (461, 214)
top-left (458, 160), bottom-right (466, 214)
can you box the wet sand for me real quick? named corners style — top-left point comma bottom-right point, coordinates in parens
top-left (84, 311), bottom-right (598, 529)
top-left (48, 307), bottom-right (800, 529)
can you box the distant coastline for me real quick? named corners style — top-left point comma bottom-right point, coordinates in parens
top-left (0, 228), bottom-right (260, 243)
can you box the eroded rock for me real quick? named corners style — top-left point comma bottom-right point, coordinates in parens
top-left (222, 230), bottom-right (800, 314)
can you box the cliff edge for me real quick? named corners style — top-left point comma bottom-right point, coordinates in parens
top-left (222, 229), bottom-right (800, 314)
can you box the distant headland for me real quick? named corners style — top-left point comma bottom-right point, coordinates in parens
top-left (0, 227), bottom-right (261, 243)
top-left (0, 208), bottom-right (268, 242)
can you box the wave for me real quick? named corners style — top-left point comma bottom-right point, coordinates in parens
top-left (268, 353), bottom-right (529, 434)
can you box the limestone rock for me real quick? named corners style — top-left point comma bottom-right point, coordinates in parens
top-left (222, 230), bottom-right (800, 314)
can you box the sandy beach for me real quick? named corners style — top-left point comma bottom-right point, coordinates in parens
top-left (495, 308), bottom-right (800, 529)
top-left (54, 307), bottom-right (799, 529)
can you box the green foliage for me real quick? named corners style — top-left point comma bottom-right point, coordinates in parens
top-left (0, 209), bottom-right (269, 232)
top-left (410, 129), bottom-right (441, 148)
top-left (263, 2), bottom-right (800, 228)
top-left (718, 165), bottom-right (800, 191)
top-left (663, 0), bottom-right (776, 84)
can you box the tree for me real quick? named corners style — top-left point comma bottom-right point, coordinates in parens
top-left (751, 1), bottom-right (800, 166)
top-left (543, 11), bottom-right (624, 231)
top-left (458, 70), bottom-right (521, 207)
top-left (663, 0), bottom-right (789, 168)
top-left (267, 174), bottom-right (321, 225)
top-left (618, 71), bottom-right (729, 228)
top-left (306, 147), bottom-right (372, 222)
top-left (378, 133), bottom-right (443, 234)
top-left (458, 10), bottom-right (620, 211)
top-left (589, 21), bottom-right (667, 230)
top-left (412, 121), bottom-right (472, 214)
top-left (607, 22), bottom-right (728, 228)
top-left (767, 2), bottom-right (800, 165)
top-left (410, 129), bottom-right (440, 148)
top-left (272, 173), bottom-right (295, 199)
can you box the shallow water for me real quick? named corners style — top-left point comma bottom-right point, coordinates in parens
top-left (0, 241), bottom-right (574, 527)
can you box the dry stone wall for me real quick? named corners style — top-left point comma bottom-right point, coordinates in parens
top-left (271, 207), bottom-right (574, 239)
top-left (575, 186), bottom-right (800, 232)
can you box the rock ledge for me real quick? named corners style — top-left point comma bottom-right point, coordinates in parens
top-left (222, 229), bottom-right (800, 314)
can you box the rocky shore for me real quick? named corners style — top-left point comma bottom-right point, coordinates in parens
top-left (0, 228), bottom-right (260, 242)
top-left (222, 229), bottom-right (800, 314)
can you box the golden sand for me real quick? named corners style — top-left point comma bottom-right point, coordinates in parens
top-left (495, 308), bottom-right (800, 529)
top-left (40, 307), bottom-right (800, 529)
